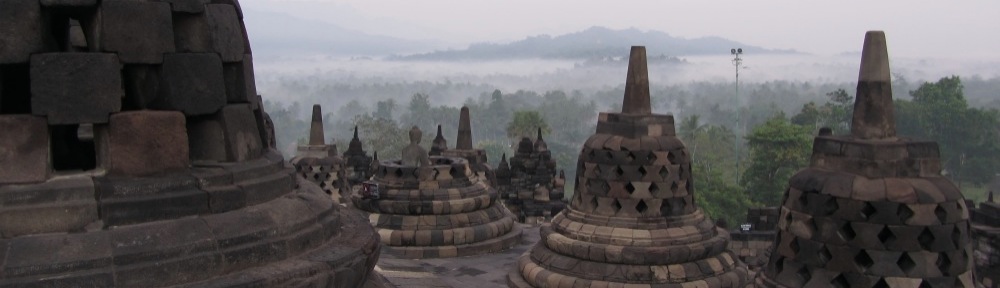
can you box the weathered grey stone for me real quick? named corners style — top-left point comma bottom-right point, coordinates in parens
top-left (156, 0), bottom-right (207, 13)
top-left (40, 0), bottom-right (96, 7)
top-left (218, 104), bottom-right (263, 161)
top-left (401, 126), bottom-right (431, 167)
top-left (223, 54), bottom-right (257, 106)
top-left (205, 4), bottom-right (244, 62)
top-left (98, 111), bottom-right (189, 176)
top-left (621, 46), bottom-right (650, 115)
top-left (30, 53), bottom-right (122, 124)
top-left (0, 0), bottom-right (50, 64)
top-left (851, 31), bottom-right (896, 140)
top-left (99, 1), bottom-right (175, 64)
top-left (456, 106), bottom-right (473, 150)
top-left (187, 115), bottom-right (228, 161)
top-left (0, 115), bottom-right (49, 184)
top-left (0, 176), bottom-right (97, 237)
top-left (155, 53), bottom-right (226, 115)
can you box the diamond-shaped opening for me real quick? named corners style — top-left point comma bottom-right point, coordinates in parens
top-left (649, 183), bottom-right (659, 194)
top-left (614, 166), bottom-right (624, 176)
top-left (646, 152), bottom-right (657, 162)
top-left (860, 202), bottom-right (877, 220)
top-left (626, 151), bottom-right (635, 162)
top-left (935, 205), bottom-right (947, 223)
top-left (796, 266), bottom-right (811, 283)
top-left (823, 197), bottom-right (839, 216)
top-left (918, 228), bottom-right (935, 250)
top-left (831, 274), bottom-right (849, 288)
top-left (798, 191), bottom-right (810, 208)
top-left (666, 151), bottom-right (676, 163)
top-left (897, 253), bottom-right (916, 273)
top-left (433, 168), bottom-right (441, 179)
top-left (394, 168), bottom-right (403, 177)
top-left (313, 173), bottom-right (321, 180)
top-left (658, 166), bottom-right (669, 179)
top-left (602, 181), bottom-right (611, 193)
top-left (936, 252), bottom-right (951, 272)
top-left (625, 183), bottom-right (636, 194)
top-left (877, 226), bottom-right (896, 244)
top-left (638, 166), bottom-right (647, 177)
top-left (819, 246), bottom-right (832, 263)
top-left (678, 165), bottom-right (687, 178)
top-left (789, 238), bottom-right (801, 254)
top-left (319, 165), bottom-right (327, 172)
top-left (590, 196), bottom-right (599, 209)
top-left (612, 199), bottom-right (623, 212)
top-left (919, 281), bottom-right (933, 288)
top-left (636, 200), bottom-right (648, 213)
top-left (588, 149), bottom-right (597, 159)
top-left (605, 150), bottom-right (614, 160)
top-left (873, 279), bottom-right (889, 288)
top-left (855, 250), bottom-right (874, 270)
top-left (774, 256), bottom-right (785, 273)
top-left (898, 204), bottom-right (914, 221)
top-left (670, 181), bottom-right (679, 193)
top-left (952, 225), bottom-right (962, 248)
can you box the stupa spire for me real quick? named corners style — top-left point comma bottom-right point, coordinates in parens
top-left (621, 46), bottom-right (651, 115)
top-left (851, 31), bottom-right (896, 140)
top-left (308, 104), bottom-right (324, 145)
top-left (456, 106), bottom-right (473, 150)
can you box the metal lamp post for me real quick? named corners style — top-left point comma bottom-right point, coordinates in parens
top-left (731, 48), bottom-right (743, 185)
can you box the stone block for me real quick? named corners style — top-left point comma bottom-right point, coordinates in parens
top-left (99, 1), bottom-right (175, 63)
top-left (0, 0), bottom-right (50, 64)
top-left (109, 218), bottom-right (219, 284)
top-left (41, 0), bottom-right (96, 7)
top-left (217, 104), bottom-right (263, 161)
top-left (205, 4), bottom-right (244, 62)
top-left (172, 12), bottom-right (212, 53)
top-left (30, 53), bottom-right (123, 124)
top-left (122, 65), bottom-right (162, 109)
top-left (155, 53), bottom-right (226, 115)
top-left (0, 176), bottom-right (98, 237)
top-left (5, 232), bottom-right (113, 281)
top-left (158, 0), bottom-right (207, 13)
top-left (223, 54), bottom-right (257, 105)
top-left (187, 116), bottom-right (228, 161)
top-left (0, 115), bottom-right (49, 183)
top-left (99, 111), bottom-right (189, 176)
top-left (95, 174), bottom-right (208, 226)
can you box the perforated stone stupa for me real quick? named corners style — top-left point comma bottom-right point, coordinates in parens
top-left (343, 126), bottom-right (374, 187)
top-left (755, 31), bottom-right (976, 287)
top-left (508, 46), bottom-right (750, 287)
top-left (353, 127), bottom-right (522, 258)
top-left (290, 104), bottom-right (351, 203)
top-left (441, 106), bottom-right (494, 183)
top-left (495, 128), bottom-right (567, 223)
top-left (0, 0), bottom-right (379, 286)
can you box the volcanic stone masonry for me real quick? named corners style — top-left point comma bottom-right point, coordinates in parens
top-left (0, 0), bottom-right (380, 286)
top-left (441, 106), bottom-right (495, 184)
top-left (353, 126), bottom-right (523, 258)
top-left (755, 31), bottom-right (977, 287)
top-left (290, 104), bottom-right (351, 204)
top-left (495, 128), bottom-right (567, 224)
top-left (971, 191), bottom-right (1000, 287)
top-left (343, 125), bottom-right (374, 187)
top-left (508, 46), bottom-right (750, 287)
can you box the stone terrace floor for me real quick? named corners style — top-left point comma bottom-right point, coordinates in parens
top-left (371, 223), bottom-right (541, 288)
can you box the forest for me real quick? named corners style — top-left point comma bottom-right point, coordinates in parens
top-left (263, 74), bottom-right (1000, 226)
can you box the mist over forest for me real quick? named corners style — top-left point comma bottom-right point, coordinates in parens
top-left (251, 24), bottom-right (1000, 225)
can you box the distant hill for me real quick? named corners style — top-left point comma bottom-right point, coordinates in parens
top-left (392, 26), bottom-right (797, 61)
top-left (243, 9), bottom-right (439, 57)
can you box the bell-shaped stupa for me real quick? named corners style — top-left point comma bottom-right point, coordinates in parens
top-left (353, 126), bottom-right (522, 258)
top-left (755, 31), bottom-right (976, 287)
top-left (508, 46), bottom-right (750, 287)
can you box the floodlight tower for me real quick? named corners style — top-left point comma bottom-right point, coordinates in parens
top-left (731, 48), bottom-right (743, 184)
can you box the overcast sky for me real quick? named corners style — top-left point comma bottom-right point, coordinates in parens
top-left (243, 0), bottom-right (1000, 59)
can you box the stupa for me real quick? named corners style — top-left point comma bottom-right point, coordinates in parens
top-left (0, 0), bottom-right (379, 286)
top-left (353, 126), bottom-right (522, 258)
top-left (290, 104), bottom-right (351, 203)
top-left (508, 46), bottom-right (750, 287)
top-left (971, 193), bottom-right (1000, 287)
top-left (441, 106), bottom-right (494, 183)
top-left (755, 31), bottom-right (976, 287)
top-left (343, 125), bottom-right (374, 187)
top-left (495, 128), bottom-right (567, 223)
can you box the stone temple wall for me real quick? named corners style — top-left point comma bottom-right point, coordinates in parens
top-left (0, 0), bottom-right (380, 286)
top-left (972, 201), bottom-right (1000, 287)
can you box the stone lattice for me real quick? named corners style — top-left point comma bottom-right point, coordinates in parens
top-left (971, 193), bottom-right (1000, 287)
top-left (508, 46), bottom-right (750, 287)
top-left (0, 1), bottom-right (380, 286)
top-left (755, 31), bottom-right (976, 287)
top-left (495, 129), bottom-right (567, 224)
top-left (353, 130), bottom-right (522, 258)
top-left (290, 104), bottom-right (351, 204)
